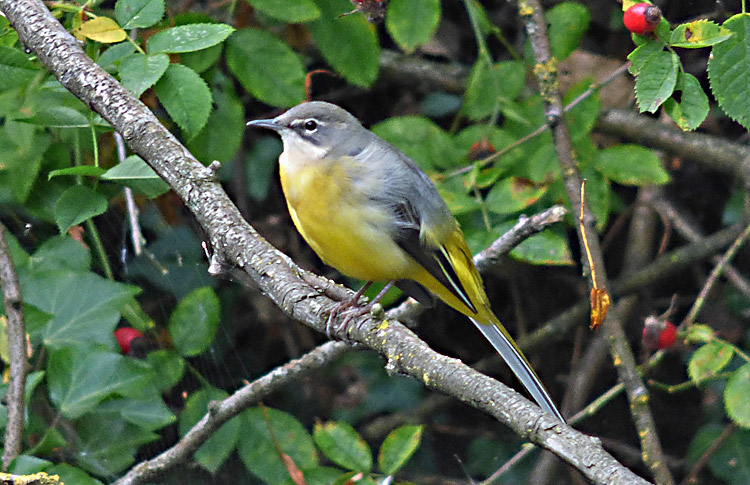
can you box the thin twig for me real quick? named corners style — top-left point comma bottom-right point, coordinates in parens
top-left (114, 133), bottom-right (145, 257)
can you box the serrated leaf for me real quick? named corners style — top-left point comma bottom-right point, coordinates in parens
top-left (485, 177), bottom-right (547, 215)
top-left (685, 323), bottom-right (715, 343)
top-left (726, 363), bottom-right (750, 428)
top-left (307, 0), bottom-right (380, 87)
top-left (147, 23), bottom-right (234, 53)
top-left (153, 63), bottom-right (212, 139)
top-left (688, 341), bottom-right (734, 382)
top-left (708, 13), bottom-right (750, 130)
top-left (168, 287), bottom-right (220, 357)
top-left (77, 17), bottom-right (127, 43)
top-left (386, 0), bottom-right (440, 53)
top-left (546, 1), bottom-right (590, 60)
top-left (463, 60), bottom-right (525, 121)
top-left (635, 50), bottom-right (679, 113)
top-left (0, 46), bottom-right (38, 90)
top-left (47, 347), bottom-right (153, 418)
top-left (102, 155), bottom-right (170, 198)
top-left (120, 53), bottom-right (169, 97)
top-left (670, 20), bottom-right (732, 48)
top-left (226, 28), bottom-right (305, 107)
top-left (313, 421), bottom-right (372, 472)
top-left (247, 0), bottom-right (320, 22)
top-left (663, 72), bottom-right (709, 131)
top-left (97, 41), bottom-right (136, 72)
top-left (372, 116), bottom-right (461, 170)
top-left (627, 41), bottom-right (666, 75)
top-left (238, 407), bottom-right (317, 483)
top-left (187, 75), bottom-right (245, 163)
top-left (595, 144), bottom-right (670, 186)
top-left (378, 425), bottom-right (422, 475)
top-left (116, 0), bottom-right (165, 29)
top-left (54, 185), bottom-right (108, 234)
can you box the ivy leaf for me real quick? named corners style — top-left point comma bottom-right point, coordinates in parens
top-left (54, 185), bottom-right (108, 234)
top-left (153, 63), bottom-right (212, 139)
top-left (708, 13), bottom-right (750, 130)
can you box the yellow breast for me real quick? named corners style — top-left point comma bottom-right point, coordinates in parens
top-left (278, 152), bottom-right (414, 282)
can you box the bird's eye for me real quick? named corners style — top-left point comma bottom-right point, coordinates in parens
top-left (304, 119), bottom-right (318, 131)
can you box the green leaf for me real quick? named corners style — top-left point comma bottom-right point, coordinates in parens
top-left (485, 177), bottom-right (547, 215)
top-left (48, 347), bottom-right (154, 418)
top-left (168, 286), bottom-right (220, 357)
top-left (20, 106), bottom-right (90, 128)
top-left (102, 155), bottom-right (170, 198)
top-left (635, 50), bottom-right (679, 113)
top-left (0, 121), bottom-right (50, 202)
top-left (8, 456), bottom-right (52, 475)
top-left (187, 74), bottom-right (245, 163)
top-left (97, 42), bottom-right (136, 72)
top-left (74, 410), bottom-right (159, 475)
top-left (685, 323), bottom-right (715, 343)
top-left (244, 136), bottom-right (282, 201)
top-left (663, 72), bottom-right (709, 131)
top-left (688, 341), bottom-right (734, 382)
top-left (708, 13), bottom-right (750, 130)
top-left (463, 60), bottom-right (525, 121)
top-left (386, 0), bottom-right (440, 53)
top-left (28, 235), bottom-right (91, 272)
top-left (437, 186), bottom-right (481, 216)
top-left (563, 77), bottom-right (601, 138)
top-left (180, 43), bottom-right (222, 73)
top-left (48, 166), bottom-right (106, 179)
top-left (627, 40), bottom-right (666, 75)
top-left (378, 425), bottom-right (422, 475)
top-left (99, 396), bottom-right (176, 431)
top-left (372, 116), bottom-right (461, 170)
top-left (511, 230), bottom-right (574, 266)
top-left (54, 185), bottom-right (108, 234)
top-left (595, 144), bottom-right (670, 186)
top-left (0, 46), bottom-right (38, 90)
top-left (146, 349), bottom-right (185, 392)
top-left (247, 0), bottom-right (320, 22)
top-left (153, 63), bottom-right (212, 139)
top-left (120, 53), bottom-right (169, 97)
top-left (226, 28), bottom-right (305, 108)
top-left (313, 421), bottom-right (372, 472)
top-left (726, 363), bottom-right (750, 428)
top-left (708, 428), bottom-right (750, 482)
top-left (21, 271), bottom-right (138, 349)
top-left (147, 23), bottom-right (234, 53)
top-left (670, 20), bottom-right (732, 48)
top-left (115, 0), bottom-right (165, 29)
top-left (307, 0), bottom-right (380, 87)
top-left (179, 388), bottom-right (241, 473)
top-left (546, 1), bottom-right (590, 60)
top-left (238, 407), bottom-right (317, 483)
top-left (46, 464), bottom-right (103, 485)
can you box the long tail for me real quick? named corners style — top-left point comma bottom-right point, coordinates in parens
top-left (471, 318), bottom-right (564, 422)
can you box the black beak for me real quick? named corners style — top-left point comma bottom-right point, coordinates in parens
top-left (246, 118), bottom-right (281, 131)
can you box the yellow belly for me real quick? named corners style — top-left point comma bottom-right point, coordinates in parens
top-left (279, 158), bottom-right (414, 282)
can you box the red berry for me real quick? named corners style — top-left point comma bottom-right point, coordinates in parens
top-left (623, 3), bottom-right (661, 35)
top-left (642, 318), bottom-right (677, 350)
top-left (115, 327), bottom-right (144, 354)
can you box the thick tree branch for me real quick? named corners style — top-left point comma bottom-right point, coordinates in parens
top-left (0, 223), bottom-right (27, 471)
top-left (0, 1), bottom-right (649, 483)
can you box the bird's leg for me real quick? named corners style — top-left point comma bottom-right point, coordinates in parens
top-left (326, 281), bottom-right (393, 339)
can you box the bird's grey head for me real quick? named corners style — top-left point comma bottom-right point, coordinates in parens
top-left (247, 101), bottom-right (365, 151)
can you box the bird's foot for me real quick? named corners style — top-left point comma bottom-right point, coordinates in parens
top-left (325, 282), bottom-right (393, 340)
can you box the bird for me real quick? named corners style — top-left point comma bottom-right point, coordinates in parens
top-left (247, 101), bottom-right (563, 421)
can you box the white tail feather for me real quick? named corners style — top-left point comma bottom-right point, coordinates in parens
top-left (471, 318), bottom-right (564, 421)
